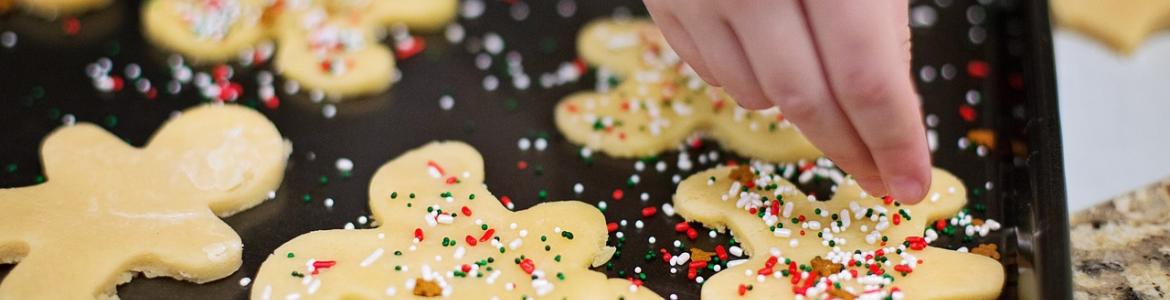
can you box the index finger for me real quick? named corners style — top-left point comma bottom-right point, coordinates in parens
top-left (801, 0), bottom-right (932, 203)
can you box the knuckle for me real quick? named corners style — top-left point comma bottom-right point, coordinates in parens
top-left (838, 70), bottom-right (898, 106)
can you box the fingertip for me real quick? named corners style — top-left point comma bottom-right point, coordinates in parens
top-left (889, 173), bottom-right (929, 204)
top-left (853, 177), bottom-right (888, 198)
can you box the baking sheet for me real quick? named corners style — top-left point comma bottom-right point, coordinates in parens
top-left (0, 0), bottom-right (1069, 298)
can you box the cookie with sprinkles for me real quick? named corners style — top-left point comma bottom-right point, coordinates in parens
top-left (251, 142), bottom-right (661, 299)
top-left (142, 0), bottom-right (272, 63)
top-left (271, 0), bottom-right (455, 99)
top-left (672, 164), bottom-right (1003, 299)
top-left (554, 19), bottom-right (822, 162)
top-left (0, 105), bottom-right (290, 299)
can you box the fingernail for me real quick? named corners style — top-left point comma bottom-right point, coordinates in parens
top-left (890, 175), bottom-right (926, 204)
top-left (855, 177), bottom-right (887, 197)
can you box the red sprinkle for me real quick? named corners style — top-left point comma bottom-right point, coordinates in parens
top-left (414, 228), bottom-right (424, 241)
top-left (426, 160), bottom-right (446, 176)
top-left (960, 105), bottom-right (977, 122)
top-left (395, 36), bottom-right (426, 59)
top-left (686, 228), bottom-right (698, 240)
top-left (461, 206), bottom-right (472, 216)
top-left (641, 206), bottom-right (657, 218)
top-left (519, 258), bottom-right (535, 274)
top-left (674, 222), bottom-right (691, 232)
top-left (62, 18), bottom-right (81, 36)
top-left (894, 264), bottom-right (913, 274)
top-left (479, 228), bottom-right (496, 242)
top-left (516, 160), bottom-right (528, 170)
top-left (264, 96), bottom-right (279, 109)
top-left (737, 284), bottom-right (748, 296)
top-left (882, 196), bottom-right (895, 205)
top-left (935, 219), bottom-right (948, 231)
top-left (967, 60), bottom-right (990, 79)
top-left (461, 264), bottom-right (472, 273)
top-left (445, 176), bottom-right (459, 185)
top-left (499, 196), bottom-right (513, 208)
top-left (612, 189), bottom-right (624, 201)
top-left (607, 222), bottom-right (619, 232)
top-left (715, 245), bottom-right (728, 261)
top-left (465, 235), bottom-right (478, 246)
top-left (893, 212), bottom-right (902, 225)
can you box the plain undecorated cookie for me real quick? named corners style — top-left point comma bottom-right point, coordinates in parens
top-left (555, 19), bottom-right (822, 162)
top-left (251, 142), bottom-right (660, 299)
top-left (1050, 0), bottom-right (1170, 54)
top-left (0, 105), bottom-right (289, 299)
top-left (673, 164), bottom-right (1003, 299)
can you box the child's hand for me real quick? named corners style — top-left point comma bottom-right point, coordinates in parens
top-left (645, 0), bottom-right (931, 203)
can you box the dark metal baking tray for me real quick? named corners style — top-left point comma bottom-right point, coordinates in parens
top-left (0, 0), bottom-right (1069, 298)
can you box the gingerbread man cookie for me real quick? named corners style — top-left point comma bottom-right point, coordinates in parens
top-left (555, 19), bottom-right (822, 162)
top-left (672, 163), bottom-right (1003, 299)
top-left (141, 0), bottom-right (456, 98)
top-left (0, 105), bottom-right (289, 299)
top-left (251, 142), bottom-right (660, 299)
top-left (1051, 0), bottom-right (1170, 54)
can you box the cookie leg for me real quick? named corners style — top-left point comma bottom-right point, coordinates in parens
top-left (0, 248), bottom-right (125, 299)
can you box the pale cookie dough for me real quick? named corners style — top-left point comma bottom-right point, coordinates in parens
top-left (0, 105), bottom-right (289, 300)
top-left (271, 0), bottom-right (455, 98)
top-left (250, 142), bottom-right (660, 299)
top-left (141, 0), bottom-right (272, 63)
top-left (673, 164), bottom-right (1004, 299)
top-left (1051, 0), bottom-right (1170, 54)
top-left (555, 19), bottom-right (821, 162)
top-left (12, 0), bottom-right (110, 18)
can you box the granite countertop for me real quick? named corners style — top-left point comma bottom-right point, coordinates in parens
top-left (1071, 178), bottom-right (1170, 299)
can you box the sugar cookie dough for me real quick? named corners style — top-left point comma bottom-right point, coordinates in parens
top-left (555, 19), bottom-right (822, 162)
top-left (141, 0), bottom-right (272, 63)
top-left (673, 164), bottom-right (1004, 299)
top-left (278, 0), bottom-right (455, 98)
top-left (1050, 0), bottom-right (1170, 54)
top-left (13, 0), bottom-right (110, 18)
top-left (250, 142), bottom-right (660, 299)
top-left (0, 105), bottom-right (289, 300)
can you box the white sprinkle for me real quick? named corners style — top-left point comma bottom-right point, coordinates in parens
top-left (360, 248), bottom-right (385, 267)
top-left (323, 198), bottom-right (334, 208)
top-left (239, 277), bottom-right (252, 286)
top-left (322, 104), bottom-right (337, 118)
top-left (534, 138), bottom-right (548, 151)
top-left (439, 95), bottom-right (455, 110)
top-left (344, 222), bottom-right (355, 230)
top-left (385, 287), bottom-right (397, 296)
top-left (358, 216), bottom-right (368, 224)
top-left (662, 203), bottom-right (675, 216)
top-left (518, 138), bottom-right (531, 150)
top-left (635, 220), bottom-right (644, 229)
top-left (573, 183), bottom-right (584, 194)
top-left (484, 32), bottom-right (504, 54)
top-left (0, 31), bottom-right (17, 48)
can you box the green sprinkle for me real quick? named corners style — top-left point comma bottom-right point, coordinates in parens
top-left (409, 193), bottom-right (416, 199)
top-left (481, 224), bottom-right (489, 230)
top-left (561, 231), bottom-right (574, 240)
top-left (556, 272), bottom-right (565, 280)
top-left (391, 192), bottom-right (398, 199)
top-left (302, 194), bottom-right (312, 203)
top-left (554, 255), bottom-right (561, 262)
top-left (469, 194), bottom-right (476, 200)
top-left (286, 252), bottom-right (295, 258)
top-left (291, 271), bottom-right (304, 278)
top-left (538, 189), bottom-right (548, 200)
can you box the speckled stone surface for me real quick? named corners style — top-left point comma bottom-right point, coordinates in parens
top-left (1071, 178), bottom-right (1170, 299)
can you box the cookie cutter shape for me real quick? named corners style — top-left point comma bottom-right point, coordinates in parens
top-left (251, 141), bottom-right (660, 299)
top-left (555, 19), bottom-right (822, 162)
top-left (673, 164), bottom-right (1004, 299)
top-left (0, 105), bottom-right (289, 299)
